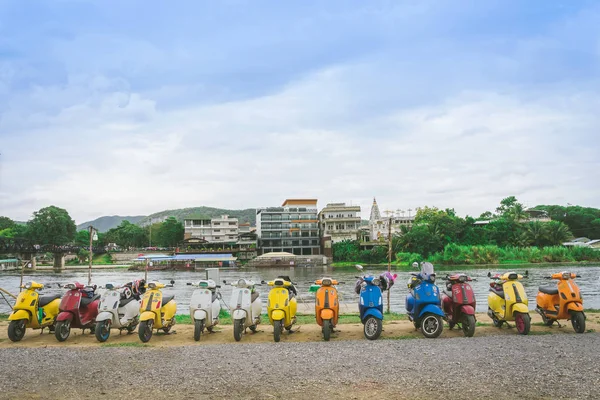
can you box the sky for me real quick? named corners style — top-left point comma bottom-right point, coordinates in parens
top-left (1, 0), bottom-right (599, 224)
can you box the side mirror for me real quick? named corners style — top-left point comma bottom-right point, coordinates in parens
top-left (186, 282), bottom-right (192, 286)
top-left (170, 280), bottom-right (175, 285)
top-left (524, 270), bottom-right (529, 277)
top-left (261, 280), bottom-right (266, 284)
top-left (222, 280), bottom-right (227, 284)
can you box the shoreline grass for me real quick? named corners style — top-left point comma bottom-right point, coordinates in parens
top-left (331, 261), bottom-right (599, 270)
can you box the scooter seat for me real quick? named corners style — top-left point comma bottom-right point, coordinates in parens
top-left (251, 291), bottom-right (260, 303)
top-left (161, 296), bottom-right (174, 306)
top-left (489, 287), bottom-right (505, 299)
top-left (38, 294), bottom-right (61, 307)
top-left (80, 294), bottom-right (100, 307)
top-left (119, 297), bottom-right (136, 307)
top-left (539, 286), bottom-right (559, 295)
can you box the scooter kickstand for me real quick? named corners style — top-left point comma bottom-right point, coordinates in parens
top-left (556, 321), bottom-right (563, 328)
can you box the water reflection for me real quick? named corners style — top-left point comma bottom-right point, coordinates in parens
top-left (0, 265), bottom-right (598, 314)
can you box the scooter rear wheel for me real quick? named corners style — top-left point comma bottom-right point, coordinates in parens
top-left (273, 320), bottom-right (283, 343)
top-left (138, 320), bottom-right (153, 342)
top-left (8, 319), bottom-right (26, 342)
top-left (571, 311), bottom-right (585, 334)
top-left (95, 320), bottom-right (111, 342)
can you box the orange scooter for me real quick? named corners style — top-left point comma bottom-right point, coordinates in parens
top-left (314, 278), bottom-right (340, 341)
top-left (536, 271), bottom-right (586, 333)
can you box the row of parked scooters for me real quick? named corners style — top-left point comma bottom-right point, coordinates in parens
top-left (5, 262), bottom-right (587, 343)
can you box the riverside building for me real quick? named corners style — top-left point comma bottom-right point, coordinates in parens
top-left (319, 202), bottom-right (361, 243)
top-left (256, 199), bottom-right (321, 255)
top-left (183, 215), bottom-right (239, 243)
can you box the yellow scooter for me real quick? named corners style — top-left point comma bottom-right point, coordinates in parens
top-left (487, 271), bottom-right (531, 335)
top-left (8, 281), bottom-right (62, 342)
top-left (264, 276), bottom-right (297, 342)
top-left (138, 281), bottom-right (177, 343)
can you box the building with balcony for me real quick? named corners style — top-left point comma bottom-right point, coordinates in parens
top-left (319, 203), bottom-right (361, 243)
top-left (256, 199), bottom-right (321, 256)
top-left (183, 215), bottom-right (239, 243)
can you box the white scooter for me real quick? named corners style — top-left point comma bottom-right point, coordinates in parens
top-left (95, 283), bottom-right (141, 342)
top-left (225, 278), bottom-right (262, 341)
top-left (189, 280), bottom-right (221, 341)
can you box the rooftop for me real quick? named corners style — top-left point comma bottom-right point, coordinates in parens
top-left (282, 199), bottom-right (318, 207)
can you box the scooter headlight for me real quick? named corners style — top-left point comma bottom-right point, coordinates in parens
top-left (64, 283), bottom-right (76, 290)
top-left (238, 279), bottom-right (246, 287)
top-left (562, 272), bottom-right (571, 280)
top-left (24, 281), bottom-right (33, 289)
top-left (147, 282), bottom-right (157, 289)
top-left (322, 278), bottom-right (332, 287)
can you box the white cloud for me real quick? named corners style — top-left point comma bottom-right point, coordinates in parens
top-left (1, 62), bottom-right (599, 223)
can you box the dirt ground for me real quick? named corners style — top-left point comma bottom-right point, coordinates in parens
top-left (1, 312), bottom-right (598, 347)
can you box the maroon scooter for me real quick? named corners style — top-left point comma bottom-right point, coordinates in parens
top-left (441, 274), bottom-right (477, 337)
top-left (54, 282), bottom-right (100, 342)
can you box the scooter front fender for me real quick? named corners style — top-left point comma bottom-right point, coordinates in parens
top-left (417, 304), bottom-right (445, 319)
top-left (8, 309), bottom-right (31, 322)
top-left (56, 311), bottom-right (74, 322)
top-left (320, 309), bottom-right (334, 320)
top-left (511, 303), bottom-right (529, 315)
top-left (567, 302), bottom-right (584, 312)
top-left (362, 308), bottom-right (383, 322)
top-left (232, 309), bottom-right (247, 320)
top-left (193, 309), bottom-right (207, 321)
top-left (139, 311), bottom-right (156, 322)
top-left (96, 311), bottom-right (115, 323)
top-left (459, 305), bottom-right (475, 316)
top-left (271, 309), bottom-right (285, 321)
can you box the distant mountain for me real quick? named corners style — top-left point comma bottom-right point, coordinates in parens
top-left (77, 215), bottom-right (146, 232)
top-left (137, 207), bottom-right (256, 227)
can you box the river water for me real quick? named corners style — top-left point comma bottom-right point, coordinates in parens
top-left (1, 265), bottom-right (599, 314)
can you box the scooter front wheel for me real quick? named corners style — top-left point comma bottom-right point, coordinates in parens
top-left (95, 320), bottom-right (111, 342)
top-left (55, 320), bottom-right (71, 342)
top-left (461, 315), bottom-right (476, 338)
top-left (8, 319), bottom-right (27, 342)
top-left (323, 319), bottom-right (332, 341)
top-left (138, 320), bottom-right (154, 342)
top-left (194, 320), bottom-right (204, 342)
top-left (514, 312), bottom-right (531, 335)
top-left (273, 320), bottom-right (283, 342)
top-left (364, 317), bottom-right (382, 340)
top-left (571, 311), bottom-right (585, 334)
top-left (421, 314), bottom-right (443, 339)
top-left (233, 319), bottom-right (243, 342)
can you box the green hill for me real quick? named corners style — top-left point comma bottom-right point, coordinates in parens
top-left (77, 215), bottom-right (146, 232)
top-left (137, 207), bottom-right (256, 226)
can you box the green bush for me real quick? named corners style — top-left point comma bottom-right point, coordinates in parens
top-left (395, 252), bottom-right (423, 266)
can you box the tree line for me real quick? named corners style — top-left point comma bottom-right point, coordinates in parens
top-left (333, 196), bottom-right (600, 265)
top-left (0, 206), bottom-right (184, 250)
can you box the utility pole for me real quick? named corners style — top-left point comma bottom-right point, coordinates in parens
top-left (387, 214), bottom-right (392, 314)
top-left (88, 225), bottom-right (96, 285)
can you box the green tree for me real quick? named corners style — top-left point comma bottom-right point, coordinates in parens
top-left (156, 217), bottom-right (184, 247)
top-left (27, 206), bottom-right (76, 246)
top-left (526, 221), bottom-right (546, 247)
top-left (105, 221), bottom-right (147, 248)
top-left (0, 216), bottom-right (15, 230)
top-left (0, 224), bottom-right (28, 238)
top-left (332, 240), bottom-right (360, 262)
top-left (544, 221), bottom-right (572, 246)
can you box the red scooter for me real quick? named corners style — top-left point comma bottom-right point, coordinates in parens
top-left (441, 274), bottom-right (477, 337)
top-left (54, 282), bottom-right (100, 342)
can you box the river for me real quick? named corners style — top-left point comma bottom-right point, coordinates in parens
top-left (1, 265), bottom-right (599, 314)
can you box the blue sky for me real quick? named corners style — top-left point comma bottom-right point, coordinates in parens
top-left (1, 0), bottom-right (599, 223)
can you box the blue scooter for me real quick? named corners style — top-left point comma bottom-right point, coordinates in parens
top-left (405, 262), bottom-right (444, 338)
top-left (355, 266), bottom-right (385, 340)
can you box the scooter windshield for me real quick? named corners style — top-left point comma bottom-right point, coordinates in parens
top-left (420, 262), bottom-right (435, 281)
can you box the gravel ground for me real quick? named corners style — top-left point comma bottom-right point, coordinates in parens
top-left (1, 333), bottom-right (599, 400)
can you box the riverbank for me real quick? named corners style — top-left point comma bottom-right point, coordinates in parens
top-left (331, 260), bottom-right (600, 270)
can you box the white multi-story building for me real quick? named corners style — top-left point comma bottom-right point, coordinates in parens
top-left (184, 215), bottom-right (239, 243)
top-left (319, 203), bottom-right (361, 243)
top-left (256, 199), bottom-right (320, 256)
